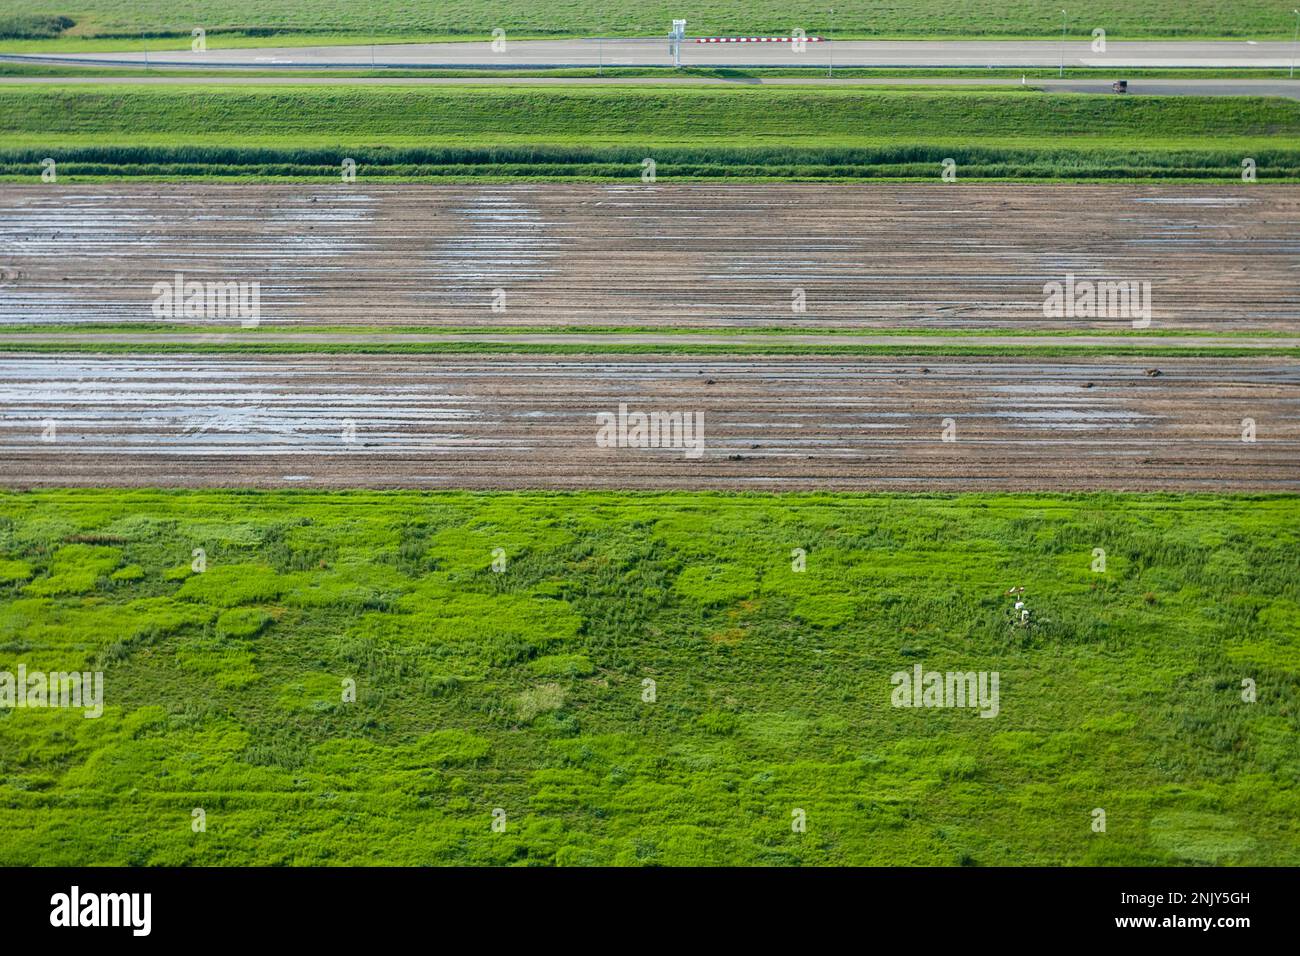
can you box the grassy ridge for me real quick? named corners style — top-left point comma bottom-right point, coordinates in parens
top-left (6, 85), bottom-right (1296, 143)
top-left (2, 343), bottom-right (1296, 358)
top-left (3, 85), bottom-right (1298, 180)
top-left (0, 490), bottom-right (1296, 865)
top-left (5, 324), bottom-right (1291, 337)
top-left (7, 150), bottom-right (1293, 181)
top-left (3, 1), bottom-right (1298, 47)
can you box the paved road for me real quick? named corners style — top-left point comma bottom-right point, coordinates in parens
top-left (1, 74), bottom-right (1297, 97)
top-left (1050, 79), bottom-right (1300, 97)
top-left (4, 38), bottom-right (1298, 69)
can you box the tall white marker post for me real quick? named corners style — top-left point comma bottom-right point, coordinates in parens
top-left (1059, 10), bottom-right (1067, 78)
top-left (1292, 9), bottom-right (1299, 80)
top-left (828, 8), bottom-right (834, 78)
top-left (670, 19), bottom-right (687, 69)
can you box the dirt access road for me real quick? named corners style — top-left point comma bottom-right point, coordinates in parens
top-left (2, 183), bottom-right (1296, 332)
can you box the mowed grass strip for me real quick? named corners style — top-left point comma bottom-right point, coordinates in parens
top-left (2, 343), bottom-right (1297, 358)
top-left (0, 490), bottom-right (1296, 866)
top-left (6, 84), bottom-right (1296, 145)
top-left (2, 85), bottom-right (1298, 180)
top-left (4, 324), bottom-right (1292, 338)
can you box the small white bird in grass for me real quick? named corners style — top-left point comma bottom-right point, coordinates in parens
top-left (1006, 587), bottom-right (1030, 625)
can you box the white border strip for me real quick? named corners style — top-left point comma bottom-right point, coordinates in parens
top-left (694, 37), bottom-right (825, 43)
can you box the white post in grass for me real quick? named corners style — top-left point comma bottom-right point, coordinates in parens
top-left (1292, 9), bottom-right (1299, 80)
top-left (1059, 9), bottom-right (1067, 78)
top-left (828, 8), bottom-right (834, 78)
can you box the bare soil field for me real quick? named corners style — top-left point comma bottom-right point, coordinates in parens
top-left (2, 183), bottom-right (1296, 331)
top-left (2, 352), bottom-right (1295, 490)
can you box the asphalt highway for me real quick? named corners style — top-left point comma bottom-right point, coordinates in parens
top-left (4, 38), bottom-right (1297, 69)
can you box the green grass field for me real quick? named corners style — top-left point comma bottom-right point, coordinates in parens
top-left (4, 84), bottom-right (1298, 180)
top-left (2, 1), bottom-right (1297, 50)
top-left (0, 490), bottom-right (1296, 865)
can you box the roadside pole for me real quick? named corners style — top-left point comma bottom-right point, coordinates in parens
top-left (1291, 9), bottom-right (1299, 79)
top-left (670, 19), bottom-right (686, 69)
top-left (1059, 9), bottom-right (1067, 78)
top-left (828, 8), bottom-right (834, 78)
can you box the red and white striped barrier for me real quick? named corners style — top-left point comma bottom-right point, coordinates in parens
top-left (695, 36), bottom-right (824, 43)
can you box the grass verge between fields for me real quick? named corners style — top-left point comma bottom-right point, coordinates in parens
top-left (2, 84), bottom-right (1297, 180)
top-left (3, 325), bottom-right (1294, 338)
top-left (1, 343), bottom-right (1296, 358)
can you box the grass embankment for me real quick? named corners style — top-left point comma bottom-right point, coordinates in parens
top-left (5, 324), bottom-right (1294, 337)
top-left (0, 490), bottom-right (1296, 865)
top-left (2, 84), bottom-right (1298, 180)
top-left (2, 1), bottom-right (1297, 51)
top-left (4, 326), bottom-right (1292, 359)
top-left (2, 343), bottom-right (1297, 358)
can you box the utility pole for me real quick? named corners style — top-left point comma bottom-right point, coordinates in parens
top-left (599, 35), bottom-right (603, 76)
top-left (828, 8), bottom-right (834, 78)
top-left (1059, 10), bottom-right (1067, 78)
top-left (1292, 9), bottom-right (1299, 80)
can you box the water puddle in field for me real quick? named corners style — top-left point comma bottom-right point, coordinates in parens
top-left (982, 395), bottom-right (1151, 430)
top-left (970, 380), bottom-right (1156, 431)
top-left (0, 358), bottom-right (483, 453)
top-left (0, 190), bottom-right (379, 325)
top-left (1133, 197), bottom-right (1257, 206)
top-left (425, 189), bottom-right (561, 290)
top-left (985, 408), bottom-right (1151, 430)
